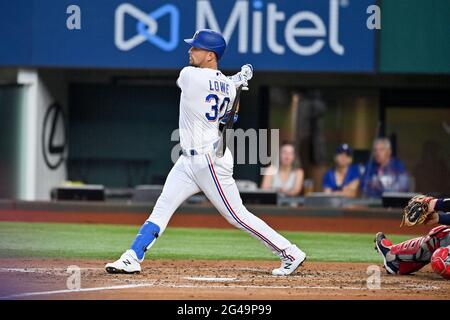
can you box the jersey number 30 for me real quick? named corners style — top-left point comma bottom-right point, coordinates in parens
top-left (205, 94), bottom-right (230, 122)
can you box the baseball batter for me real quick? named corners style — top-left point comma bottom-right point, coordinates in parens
top-left (106, 29), bottom-right (306, 276)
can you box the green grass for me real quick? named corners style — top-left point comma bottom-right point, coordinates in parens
top-left (0, 221), bottom-right (418, 263)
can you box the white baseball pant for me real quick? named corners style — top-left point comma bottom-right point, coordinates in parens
top-left (147, 148), bottom-right (296, 261)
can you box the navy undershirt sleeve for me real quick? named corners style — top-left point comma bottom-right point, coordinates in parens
top-left (438, 213), bottom-right (450, 226)
top-left (435, 198), bottom-right (450, 213)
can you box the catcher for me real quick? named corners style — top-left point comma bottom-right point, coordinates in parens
top-left (374, 196), bottom-right (450, 278)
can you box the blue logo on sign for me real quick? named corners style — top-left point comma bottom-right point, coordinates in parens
top-left (115, 3), bottom-right (179, 52)
top-left (136, 4), bottom-right (179, 51)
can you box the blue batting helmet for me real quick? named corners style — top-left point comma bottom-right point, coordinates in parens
top-left (184, 29), bottom-right (227, 60)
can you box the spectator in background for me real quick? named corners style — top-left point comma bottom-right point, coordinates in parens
top-left (261, 142), bottom-right (304, 197)
top-left (361, 138), bottom-right (409, 198)
top-left (322, 144), bottom-right (360, 198)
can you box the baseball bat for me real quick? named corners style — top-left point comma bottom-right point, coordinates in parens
top-left (216, 84), bottom-right (243, 158)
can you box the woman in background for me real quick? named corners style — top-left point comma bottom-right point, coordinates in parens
top-left (261, 142), bottom-right (304, 197)
top-left (322, 144), bottom-right (360, 198)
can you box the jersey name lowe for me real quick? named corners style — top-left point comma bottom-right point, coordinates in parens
top-left (177, 66), bottom-right (236, 152)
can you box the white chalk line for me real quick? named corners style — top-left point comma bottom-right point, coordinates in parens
top-left (0, 267), bottom-right (103, 274)
top-left (0, 267), bottom-right (264, 274)
top-left (0, 279), bottom-right (441, 299)
top-left (185, 277), bottom-right (237, 282)
top-left (163, 282), bottom-right (440, 291)
top-left (0, 283), bottom-right (156, 300)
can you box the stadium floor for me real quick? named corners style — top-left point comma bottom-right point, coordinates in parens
top-left (0, 220), bottom-right (449, 300)
top-left (1, 258), bottom-right (449, 300)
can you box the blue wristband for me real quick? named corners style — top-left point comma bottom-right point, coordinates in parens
top-left (220, 113), bottom-right (239, 124)
top-left (435, 198), bottom-right (450, 212)
top-left (438, 213), bottom-right (450, 226)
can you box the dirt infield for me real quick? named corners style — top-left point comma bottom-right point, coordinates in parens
top-left (0, 258), bottom-right (449, 300)
top-left (0, 209), bottom-right (432, 235)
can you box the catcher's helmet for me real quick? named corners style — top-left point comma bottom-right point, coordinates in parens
top-left (431, 245), bottom-right (450, 280)
top-left (184, 29), bottom-right (227, 60)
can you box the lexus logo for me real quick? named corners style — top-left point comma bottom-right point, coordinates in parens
top-left (42, 102), bottom-right (67, 170)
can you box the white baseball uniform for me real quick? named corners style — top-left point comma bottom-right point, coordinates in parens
top-left (146, 66), bottom-right (297, 261)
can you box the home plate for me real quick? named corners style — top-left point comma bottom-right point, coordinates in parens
top-left (185, 277), bottom-right (237, 282)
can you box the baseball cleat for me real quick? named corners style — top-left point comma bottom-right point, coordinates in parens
top-left (272, 245), bottom-right (306, 276)
top-left (374, 232), bottom-right (398, 275)
top-left (105, 250), bottom-right (141, 274)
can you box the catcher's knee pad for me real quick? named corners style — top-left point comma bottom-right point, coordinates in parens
top-left (389, 237), bottom-right (429, 274)
top-left (424, 225), bottom-right (450, 252)
top-left (431, 246), bottom-right (450, 280)
top-left (390, 236), bottom-right (425, 259)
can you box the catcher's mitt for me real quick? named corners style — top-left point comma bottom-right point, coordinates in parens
top-left (400, 195), bottom-right (435, 227)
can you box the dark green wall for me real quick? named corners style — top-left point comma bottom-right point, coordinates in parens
top-left (68, 84), bottom-right (180, 187)
top-left (0, 85), bottom-right (23, 199)
top-left (68, 83), bottom-right (261, 188)
top-left (380, 0), bottom-right (450, 74)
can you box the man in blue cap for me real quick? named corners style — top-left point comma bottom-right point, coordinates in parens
top-left (322, 143), bottom-right (361, 198)
top-left (105, 29), bottom-right (307, 276)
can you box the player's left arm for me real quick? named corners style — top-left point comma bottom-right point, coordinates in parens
top-left (228, 64), bottom-right (253, 91)
top-left (222, 64), bottom-right (252, 125)
top-left (436, 198), bottom-right (450, 212)
top-left (219, 102), bottom-right (239, 125)
top-left (220, 65), bottom-right (251, 125)
top-left (426, 198), bottom-right (450, 225)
